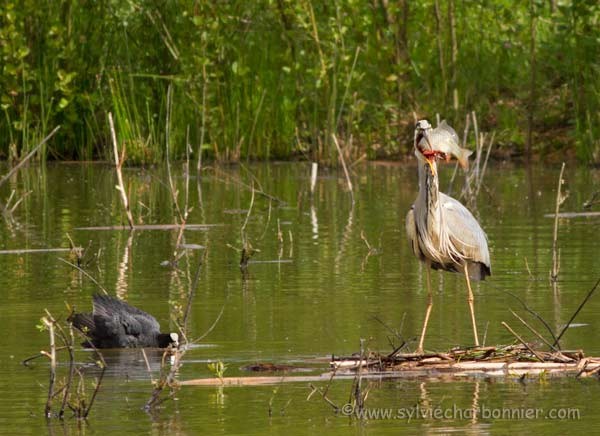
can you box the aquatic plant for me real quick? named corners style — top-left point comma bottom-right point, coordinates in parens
top-left (0, 1), bottom-right (598, 163)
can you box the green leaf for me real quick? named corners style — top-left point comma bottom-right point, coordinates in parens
top-left (17, 46), bottom-right (30, 59)
top-left (58, 97), bottom-right (70, 109)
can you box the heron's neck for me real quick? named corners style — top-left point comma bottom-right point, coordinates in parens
top-left (418, 162), bottom-right (439, 212)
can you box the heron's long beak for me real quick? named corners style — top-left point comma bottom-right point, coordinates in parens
top-left (423, 132), bottom-right (433, 150)
top-left (422, 131), bottom-right (436, 176)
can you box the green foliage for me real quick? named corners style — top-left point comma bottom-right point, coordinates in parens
top-left (207, 360), bottom-right (228, 380)
top-left (0, 0), bottom-right (599, 163)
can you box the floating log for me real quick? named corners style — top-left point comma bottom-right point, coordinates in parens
top-left (181, 373), bottom-right (399, 387)
top-left (544, 211), bottom-right (600, 219)
top-left (0, 248), bottom-right (80, 255)
top-left (178, 243), bottom-right (206, 250)
top-left (181, 359), bottom-right (600, 386)
top-left (180, 345), bottom-right (600, 386)
top-left (330, 358), bottom-right (600, 378)
top-left (74, 224), bottom-right (223, 231)
top-left (247, 259), bottom-right (293, 264)
top-left (241, 363), bottom-right (303, 372)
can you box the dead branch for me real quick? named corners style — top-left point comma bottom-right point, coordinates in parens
top-left (58, 257), bottom-right (108, 295)
top-left (310, 162), bottom-right (318, 194)
top-left (553, 276), bottom-right (600, 348)
top-left (331, 134), bottom-right (354, 204)
top-left (550, 162), bottom-right (567, 282)
top-left (0, 125), bottom-right (60, 189)
top-left (510, 309), bottom-right (558, 352)
top-left (108, 112), bottom-right (134, 229)
top-left (501, 322), bottom-right (544, 362)
top-left (42, 315), bottom-right (57, 418)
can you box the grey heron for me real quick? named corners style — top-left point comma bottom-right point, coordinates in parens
top-left (406, 119), bottom-right (491, 354)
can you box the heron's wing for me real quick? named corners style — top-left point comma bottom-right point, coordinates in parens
top-left (405, 205), bottom-right (422, 260)
top-left (440, 193), bottom-right (490, 267)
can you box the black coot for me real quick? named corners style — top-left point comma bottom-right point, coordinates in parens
top-left (69, 294), bottom-right (179, 349)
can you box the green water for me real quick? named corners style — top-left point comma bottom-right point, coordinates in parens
top-left (0, 162), bottom-right (599, 434)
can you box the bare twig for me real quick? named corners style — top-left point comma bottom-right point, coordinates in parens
top-left (165, 84), bottom-right (183, 224)
top-left (195, 298), bottom-right (227, 342)
top-left (58, 258), bottom-right (108, 295)
top-left (501, 322), bottom-right (544, 362)
top-left (83, 364), bottom-right (106, 418)
top-left (553, 276), bottom-right (600, 348)
top-left (0, 125), bottom-right (60, 189)
top-left (182, 252), bottom-right (205, 335)
top-left (475, 131), bottom-right (495, 197)
top-left (490, 284), bottom-right (559, 346)
top-left (211, 167), bottom-right (284, 204)
top-left (59, 324), bottom-right (76, 419)
top-left (22, 346), bottom-right (69, 366)
top-left (510, 309), bottom-right (558, 352)
top-left (42, 315), bottom-right (57, 418)
top-left (197, 49), bottom-right (208, 177)
top-left (108, 113), bottom-right (134, 229)
top-left (239, 184), bottom-right (257, 269)
top-left (307, 382), bottom-right (340, 412)
top-left (310, 162), bottom-right (318, 194)
top-left (550, 162), bottom-right (566, 282)
top-left (331, 134), bottom-right (354, 204)
top-left (583, 191), bottom-right (599, 210)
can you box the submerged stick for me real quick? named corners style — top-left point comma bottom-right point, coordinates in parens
top-left (59, 325), bottom-right (75, 419)
top-left (165, 84), bottom-right (183, 224)
top-left (553, 276), bottom-right (600, 348)
top-left (74, 223), bottom-right (220, 231)
top-left (310, 162), bottom-right (318, 194)
top-left (182, 252), bottom-right (205, 334)
top-left (108, 112), bottom-right (134, 229)
top-left (239, 185), bottom-right (257, 269)
top-left (22, 346), bottom-right (69, 366)
top-left (544, 211), bottom-right (600, 219)
top-left (331, 134), bottom-right (354, 204)
top-left (510, 309), bottom-right (558, 352)
top-left (0, 125), bottom-right (60, 189)
top-left (489, 284), bottom-right (559, 347)
top-left (550, 162), bottom-right (566, 282)
top-left (43, 315), bottom-right (57, 418)
top-left (475, 131), bottom-right (495, 197)
top-left (583, 191), bottom-right (599, 210)
top-left (501, 322), bottom-right (544, 362)
top-left (197, 50), bottom-right (207, 177)
top-left (58, 257), bottom-right (108, 295)
top-left (0, 248), bottom-right (75, 255)
top-left (211, 168), bottom-right (284, 204)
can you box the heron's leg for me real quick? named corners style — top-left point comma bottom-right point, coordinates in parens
top-left (464, 264), bottom-right (480, 347)
top-left (416, 266), bottom-right (433, 354)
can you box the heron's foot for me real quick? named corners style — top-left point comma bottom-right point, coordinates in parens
top-left (414, 347), bottom-right (424, 355)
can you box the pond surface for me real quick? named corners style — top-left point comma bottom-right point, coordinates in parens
top-left (0, 161), bottom-right (599, 434)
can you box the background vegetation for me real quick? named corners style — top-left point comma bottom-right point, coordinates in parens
top-left (1, 0), bottom-right (599, 164)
